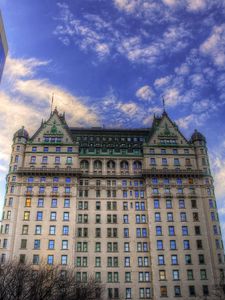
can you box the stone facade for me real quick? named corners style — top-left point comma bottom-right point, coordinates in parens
top-left (0, 109), bottom-right (224, 299)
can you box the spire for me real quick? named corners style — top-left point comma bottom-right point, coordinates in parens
top-left (50, 93), bottom-right (54, 114)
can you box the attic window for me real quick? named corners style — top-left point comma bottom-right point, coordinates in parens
top-left (160, 139), bottom-right (177, 145)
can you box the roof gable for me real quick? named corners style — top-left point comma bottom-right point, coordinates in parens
top-left (147, 112), bottom-right (190, 146)
top-left (30, 109), bottom-right (73, 144)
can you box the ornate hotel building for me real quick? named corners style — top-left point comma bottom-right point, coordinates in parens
top-left (0, 109), bottom-right (224, 299)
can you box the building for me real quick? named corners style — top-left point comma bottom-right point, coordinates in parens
top-left (0, 10), bottom-right (8, 82)
top-left (0, 108), bottom-right (224, 299)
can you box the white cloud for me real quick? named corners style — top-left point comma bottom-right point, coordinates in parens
top-left (186, 0), bottom-right (206, 11)
top-left (164, 88), bottom-right (180, 107)
top-left (176, 114), bottom-right (194, 129)
top-left (0, 55), bottom-right (99, 165)
top-left (154, 75), bottom-right (171, 88)
top-left (175, 63), bottom-right (190, 75)
top-left (192, 99), bottom-right (210, 113)
top-left (113, 0), bottom-right (139, 13)
top-left (200, 24), bottom-right (225, 68)
top-left (136, 85), bottom-right (155, 101)
top-left (116, 102), bottom-right (139, 117)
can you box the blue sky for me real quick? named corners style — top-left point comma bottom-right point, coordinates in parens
top-left (0, 0), bottom-right (225, 238)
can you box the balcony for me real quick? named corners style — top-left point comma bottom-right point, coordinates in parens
top-left (16, 167), bottom-right (81, 176)
top-left (142, 168), bottom-right (204, 178)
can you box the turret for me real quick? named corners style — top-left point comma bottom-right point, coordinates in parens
top-left (10, 126), bottom-right (29, 173)
top-left (190, 129), bottom-right (210, 175)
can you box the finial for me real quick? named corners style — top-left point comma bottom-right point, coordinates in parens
top-left (51, 93), bottom-right (54, 114)
top-left (162, 96), bottom-right (166, 112)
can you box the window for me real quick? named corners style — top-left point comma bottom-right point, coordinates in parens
top-left (159, 270), bottom-right (166, 280)
top-left (185, 255), bottom-right (192, 265)
top-left (171, 255), bottom-right (178, 265)
top-left (33, 239), bottom-right (40, 250)
top-left (64, 199), bottom-right (70, 208)
top-left (155, 212), bottom-right (161, 222)
top-left (62, 240), bottom-right (68, 250)
top-left (170, 240), bottom-right (176, 250)
top-left (167, 212), bottom-right (173, 222)
top-left (150, 158), bottom-right (156, 165)
top-left (66, 157), bottom-right (72, 164)
top-left (200, 269), bottom-right (207, 280)
top-left (157, 240), bottom-right (164, 250)
top-left (189, 286), bottom-right (196, 296)
top-left (126, 288), bottom-right (132, 299)
top-left (42, 156), bottom-right (48, 164)
top-left (37, 198), bottom-right (44, 207)
top-left (184, 240), bottom-right (190, 249)
top-left (67, 147), bottom-right (72, 152)
top-left (61, 255), bottom-right (68, 265)
top-left (36, 211), bottom-right (43, 221)
top-left (20, 239), bottom-right (27, 249)
top-left (158, 255), bottom-right (165, 265)
top-left (124, 257), bottom-right (130, 267)
top-left (124, 242), bottom-right (130, 252)
top-left (168, 226), bottom-right (175, 236)
top-left (47, 255), bottom-right (54, 265)
top-left (49, 225), bottom-right (56, 235)
top-left (156, 226), bottom-right (162, 236)
top-left (179, 199), bottom-right (185, 208)
top-left (55, 156), bottom-right (60, 164)
top-left (187, 269), bottom-right (194, 280)
top-left (182, 226), bottom-right (189, 236)
top-left (202, 285), bottom-right (209, 296)
top-left (180, 212), bottom-right (187, 222)
top-left (63, 212), bottom-right (69, 221)
top-left (196, 240), bottom-right (203, 249)
top-left (162, 158), bottom-right (167, 165)
top-left (25, 198), bottom-right (31, 207)
top-left (35, 225), bottom-right (42, 235)
top-left (173, 270), bottom-right (180, 280)
top-left (22, 225), bottom-right (28, 235)
top-left (50, 212), bottom-right (57, 221)
top-left (174, 158), bottom-right (180, 166)
top-left (124, 228), bottom-right (129, 238)
top-left (30, 156), bottom-right (36, 163)
top-left (33, 255), bottom-right (39, 265)
top-left (48, 240), bottom-right (55, 249)
top-left (174, 286), bottom-right (181, 297)
top-left (154, 199), bottom-right (160, 208)
top-left (166, 199), bottom-right (172, 208)
top-left (160, 286), bottom-right (167, 297)
top-left (125, 272), bottom-right (131, 282)
top-left (62, 225), bottom-right (69, 235)
top-left (95, 242), bottom-right (101, 252)
top-left (24, 211), bottom-right (30, 221)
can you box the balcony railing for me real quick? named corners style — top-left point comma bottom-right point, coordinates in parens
top-left (142, 168), bottom-right (204, 177)
top-left (16, 167), bottom-right (81, 176)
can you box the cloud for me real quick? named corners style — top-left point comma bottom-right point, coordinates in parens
top-left (0, 55), bottom-right (99, 166)
top-left (116, 102), bottom-right (139, 116)
top-left (154, 76), bottom-right (172, 88)
top-left (175, 63), bottom-right (190, 75)
top-left (176, 114), bottom-right (195, 129)
top-left (187, 0), bottom-right (207, 11)
top-left (54, 3), bottom-right (193, 65)
top-left (200, 24), bottom-right (225, 68)
top-left (164, 87), bottom-right (180, 106)
top-left (136, 85), bottom-right (155, 101)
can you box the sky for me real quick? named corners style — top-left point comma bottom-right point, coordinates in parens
top-left (0, 0), bottom-right (225, 239)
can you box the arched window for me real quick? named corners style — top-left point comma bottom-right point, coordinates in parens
top-left (94, 160), bottom-right (102, 169)
top-left (80, 160), bottom-right (89, 169)
top-left (120, 161), bottom-right (129, 169)
top-left (133, 161), bottom-right (142, 170)
top-left (107, 160), bottom-right (116, 169)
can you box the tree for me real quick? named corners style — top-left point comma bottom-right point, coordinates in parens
top-left (0, 261), bottom-right (104, 300)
